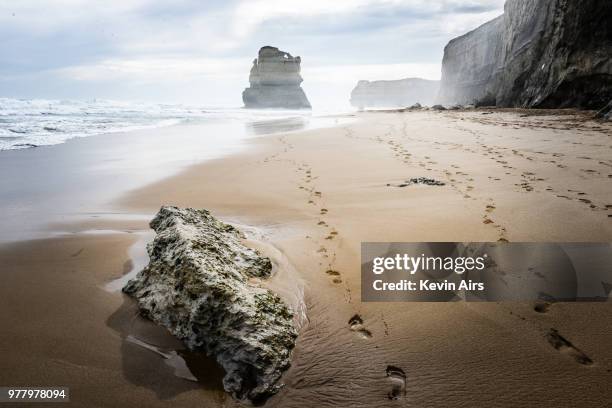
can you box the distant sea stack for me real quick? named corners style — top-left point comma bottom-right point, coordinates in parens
top-left (350, 78), bottom-right (439, 108)
top-left (438, 0), bottom-right (612, 109)
top-left (242, 46), bottom-right (311, 109)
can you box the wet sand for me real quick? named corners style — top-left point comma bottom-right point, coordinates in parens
top-left (2, 110), bottom-right (612, 407)
top-left (0, 115), bottom-right (342, 243)
top-left (0, 233), bottom-right (227, 407)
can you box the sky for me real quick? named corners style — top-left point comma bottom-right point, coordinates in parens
top-left (0, 0), bottom-right (505, 109)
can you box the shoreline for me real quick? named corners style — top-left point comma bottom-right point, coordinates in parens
top-left (1, 109), bottom-right (611, 407)
top-left (0, 112), bottom-right (354, 244)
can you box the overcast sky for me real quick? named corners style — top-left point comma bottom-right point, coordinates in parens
top-left (0, 0), bottom-right (505, 108)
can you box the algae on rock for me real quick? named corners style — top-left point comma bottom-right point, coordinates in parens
top-left (123, 206), bottom-right (297, 404)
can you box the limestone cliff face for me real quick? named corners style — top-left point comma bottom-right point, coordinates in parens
top-left (438, 0), bottom-right (612, 109)
top-left (437, 16), bottom-right (504, 106)
top-left (350, 78), bottom-right (440, 108)
top-left (243, 46), bottom-right (311, 109)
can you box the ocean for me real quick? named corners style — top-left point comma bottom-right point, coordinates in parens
top-left (0, 97), bottom-right (352, 243)
top-left (0, 98), bottom-right (337, 151)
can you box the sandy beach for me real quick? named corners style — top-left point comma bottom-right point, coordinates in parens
top-left (1, 110), bottom-right (612, 407)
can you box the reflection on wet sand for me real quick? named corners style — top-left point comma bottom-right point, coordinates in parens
top-left (106, 296), bottom-right (227, 401)
top-left (246, 117), bottom-right (308, 136)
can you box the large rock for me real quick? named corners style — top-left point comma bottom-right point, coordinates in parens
top-left (438, 0), bottom-right (612, 109)
top-left (350, 78), bottom-right (440, 108)
top-left (123, 206), bottom-right (297, 404)
top-left (243, 46), bottom-right (311, 109)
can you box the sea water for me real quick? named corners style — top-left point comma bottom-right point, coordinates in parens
top-left (0, 98), bottom-right (352, 243)
top-left (0, 97), bottom-right (342, 150)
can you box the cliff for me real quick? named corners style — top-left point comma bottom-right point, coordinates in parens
top-left (123, 206), bottom-right (297, 404)
top-left (350, 78), bottom-right (440, 108)
top-left (437, 16), bottom-right (504, 106)
top-left (438, 0), bottom-right (612, 109)
top-left (243, 46), bottom-right (311, 109)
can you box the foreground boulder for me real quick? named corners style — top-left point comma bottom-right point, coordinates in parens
top-left (243, 46), bottom-right (311, 109)
top-left (123, 206), bottom-right (297, 403)
top-left (350, 78), bottom-right (439, 108)
top-left (438, 0), bottom-right (612, 109)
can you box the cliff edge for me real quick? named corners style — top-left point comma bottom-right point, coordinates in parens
top-left (438, 0), bottom-right (612, 109)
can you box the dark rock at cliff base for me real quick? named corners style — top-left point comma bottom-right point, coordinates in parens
top-left (596, 100), bottom-right (612, 120)
top-left (123, 206), bottom-right (297, 404)
top-left (350, 78), bottom-right (439, 108)
top-left (438, 0), bottom-right (612, 109)
top-left (242, 46), bottom-right (311, 109)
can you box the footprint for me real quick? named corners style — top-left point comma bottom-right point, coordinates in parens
top-left (386, 365), bottom-right (406, 400)
top-left (348, 314), bottom-right (372, 339)
top-left (320, 208), bottom-right (328, 215)
top-left (534, 301), bottom-right (551, 313)
top-left (545, 329), bottom-right (593, 365)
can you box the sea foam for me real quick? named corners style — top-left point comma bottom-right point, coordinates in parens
top-left (0, 98), bottom-right (319, 151)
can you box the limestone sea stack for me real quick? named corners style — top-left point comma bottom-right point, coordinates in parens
top-left (123, 206), bottom-right (297, 404)
top-left (437, 0), bottom-right (612, 109)
top-left (242, 46), bottom-right (311, 109)
top-left (350, 78), bottom-right (440, 108)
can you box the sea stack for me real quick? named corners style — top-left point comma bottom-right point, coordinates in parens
top-left (242, 46), bottom-right (311, 109)
top-left (437, 0), bottom-right (612, 109)
top-left (350, 78), bottom-right (440, 108)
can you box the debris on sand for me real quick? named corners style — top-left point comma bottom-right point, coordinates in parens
top-left (387, 177), bottom-right (446, 188)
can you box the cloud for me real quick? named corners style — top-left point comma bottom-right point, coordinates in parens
top-left (230, 0), bottom-right (505, 38)
top-left (306, 63), bottom-right (442, 83)
top-left (0, 0), bottom-right (150, 34)
top-left (0, 0), bottom-right (506, 105)
top-left (55, 56), bottom-right (248, 83)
